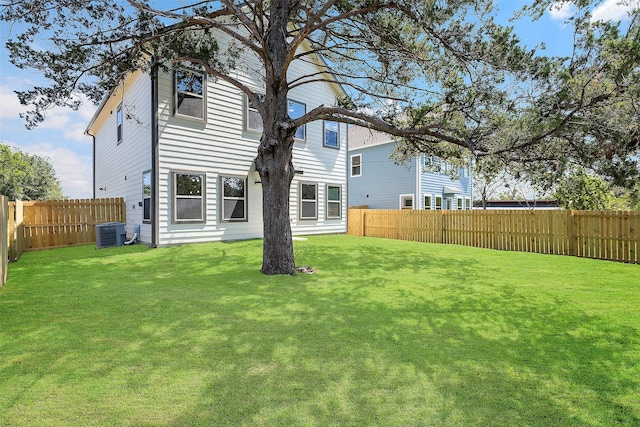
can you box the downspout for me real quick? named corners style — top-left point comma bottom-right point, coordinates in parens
top-left (150, 56), bottom-right (160, 248)
top-left (88, 132), bottom-right (96, 199)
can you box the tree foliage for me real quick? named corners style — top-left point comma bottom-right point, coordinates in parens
top-left (0, 143), bottom-right (64, 201)
top-left (554, 169), bottom-right (614, 210)
top-left (1, 0), bottom-right (638, 273)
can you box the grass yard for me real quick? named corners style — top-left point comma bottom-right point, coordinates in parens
top-left (1, 235), bottom-right (639, 426)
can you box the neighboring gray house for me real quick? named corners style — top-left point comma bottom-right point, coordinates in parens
top-left (348, 126), bottom-right (473, 210)
top-left (86, 33), bottom-right (347, 247)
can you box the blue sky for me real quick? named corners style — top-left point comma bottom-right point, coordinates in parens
top-left (0, 0), bottom-right (637, 199)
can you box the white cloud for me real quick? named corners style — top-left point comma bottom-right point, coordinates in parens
top-left (0, 84), bottom-right (96, 143)
top-left (548, 2), bottom-right (575, 20)
top-left (591, 0), bottom-right (640, 22)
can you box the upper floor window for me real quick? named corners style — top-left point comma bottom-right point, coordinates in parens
top-left (116, 104), bottom-right (123, 144)
top-left (143, 171), bottom-right (151, 223)
top-left (324, 120), bottom-right (339, 148)
top-left (326, 185), bottom-right (342, 219)
top-left (175, 69), bottom-right (205, 120)
top-left (424, 155), bottom-right (432, 171)
top-left (246, 93), bottom-right (264, 132)
top-left (221, 176), bottom-right (247, 222)
top-left (172, 171), bottom-right (205, 223)
top-left (350, 154), bottom-right (362, 177)
top-left (288, 100), bottom-right (306, 140)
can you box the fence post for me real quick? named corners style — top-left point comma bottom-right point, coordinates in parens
top-left (569, 210), bottom-right (578, 257)
top-left (1, 195), bottom-right (7, 287)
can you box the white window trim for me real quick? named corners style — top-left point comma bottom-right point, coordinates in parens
top-left (466, 197), bottom-right (472, 210)
top-left (299, 182), bottom-right (318, 220)
top-left (424, 194), bottom-right (432, 210)
top-left (323, 120), bottom-right (340, 149)
top-left (435, 195), bottom-right (443, 210)
top-left (350, 154), bottom-right (362, 177)
top-left (400, 194), bottom-right (414, 210)
top-left (457, 197), bottom-right (463, 210)
top-left (142, 170), bottom-right (151, 223)
top-left (174, 68), bottom-right (206, 122)
top-left (326, 184), bottom-right (342, 219)
top-left (220, 175), bottom-right (248, 222)
top-left (245, 92), bottom-right (264, 133)
top-left (116, 103), bottom-right (123, 145)
top-left (172, 170), bottom-right (206, 224)
top-left (289, 99), bottom-right (306, 141)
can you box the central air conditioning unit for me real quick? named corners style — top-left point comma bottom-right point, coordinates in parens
top-left (96, 222), bottom-right (127, 248)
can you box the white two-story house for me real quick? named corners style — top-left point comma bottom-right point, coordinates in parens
top-left (86, 37), bottom-right (347, 247)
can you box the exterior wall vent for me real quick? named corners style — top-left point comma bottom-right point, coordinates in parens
top-left (96, 222), bottom-right (127, 248)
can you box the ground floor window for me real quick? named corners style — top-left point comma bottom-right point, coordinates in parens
top-left (300, 182), bottom-right (317, 219)
top-left (400, 194), bottom-right (414, 209)
top-left (143, 171), bottom-right (151, 222)
top-left (435, 196), bottom-right (442, 210)
top-left (172, 171), bottom-right (205, 223)
top-left (326, 184), bottom-right (342, 219)
top-left (457, 197), bottom-right (463, 210)
top-left (221, 176), bottom-right (247, 221)
top-left (466, 197), bottom-right (472, 210)
top-left (424, 195), bottom-right (432, 210)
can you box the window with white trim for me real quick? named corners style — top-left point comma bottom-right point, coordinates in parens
top-left (424, 195), bottom-right (432, 210)
top-left (221, 176), bottom-right (247, 221)
top-left (143, 171), bottom-right (151, 223)
top-left (289, 100), bottom-right (306, 140)
top-left (446, 197), bottom-right (453, 210)
top-left (326, 185), bottom-right (342, 219)
top-left (175, 68), bottom-right (205, 120)
top-left (299, 182), bottom-right (317, 219)
top-left (350, 154), bottom-right (362, 177)
top-left (424, 155), bottom-right (432, 171)
top-left (246, 93), bottom-right (264, 132)
top-left (466, 197), bottom-right (472, 210)
top-left (457, 197), bottom-right (463, 210)
top-left (172, 172), bottom-right (205, 223)
top-left (435, 196), bottom-right (443, 210)
top-left (400, 194), bottom-right (414, 210)
top-left (324, 120), bottom-right (339, 148)
top-left (116, 104), bottom-right (123, 144)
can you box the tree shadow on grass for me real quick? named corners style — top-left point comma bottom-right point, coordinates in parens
top-left (3, 237), bottom-right (639, 425)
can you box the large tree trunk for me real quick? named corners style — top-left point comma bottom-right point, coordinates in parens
top-left (256, 131), bottom-right (296, 275)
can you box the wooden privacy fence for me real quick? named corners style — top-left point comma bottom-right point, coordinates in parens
top-left (1, 196), bottom-right (8, 288)
top-left (348, 209), bottom-right (640, 264)
top-left (8, 198), bottom-right (125, 262)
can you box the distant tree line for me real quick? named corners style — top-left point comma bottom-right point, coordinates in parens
top-left (0, 142), bottom-right (64, 201)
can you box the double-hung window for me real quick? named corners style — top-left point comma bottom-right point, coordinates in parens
top-left (435, 196), bottom-right (443, 210)
top-left (324, 121), bottom-right (339, 148)
top-left (457, 197), bottom-right (463, 210)
top-left (221, 176), bottom-right (247, 221)
top-left (299, 182), bottom-right (317, 219)
top-left (351, 154), bottom-right (362, 177)
top-left (246, 93), bottom-right (264, 132)
top-left (424, 195), bottom-right (432, 210)
top-left (142, 171), bottom-right (151, 222)
top-left (173, 172), bottom-right (205, 223)
top-left (326, 185), bottom-right (342, 219)
top-left (175, 69), bottom-right (205, 120)
top-left (116, 104), bottom-right (123, 144)
top-left (288, 100), bottom-right (306, 140)
top-left (466, 197), bottom-right (472, 210)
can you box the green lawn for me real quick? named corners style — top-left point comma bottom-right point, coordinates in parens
top-left (1, 235), bottom-right (639, 426)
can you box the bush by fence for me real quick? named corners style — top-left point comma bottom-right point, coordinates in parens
top-left (8, 198), bottom-right (125, 262)
top-left (348, 209), bottom-right (640, 264)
